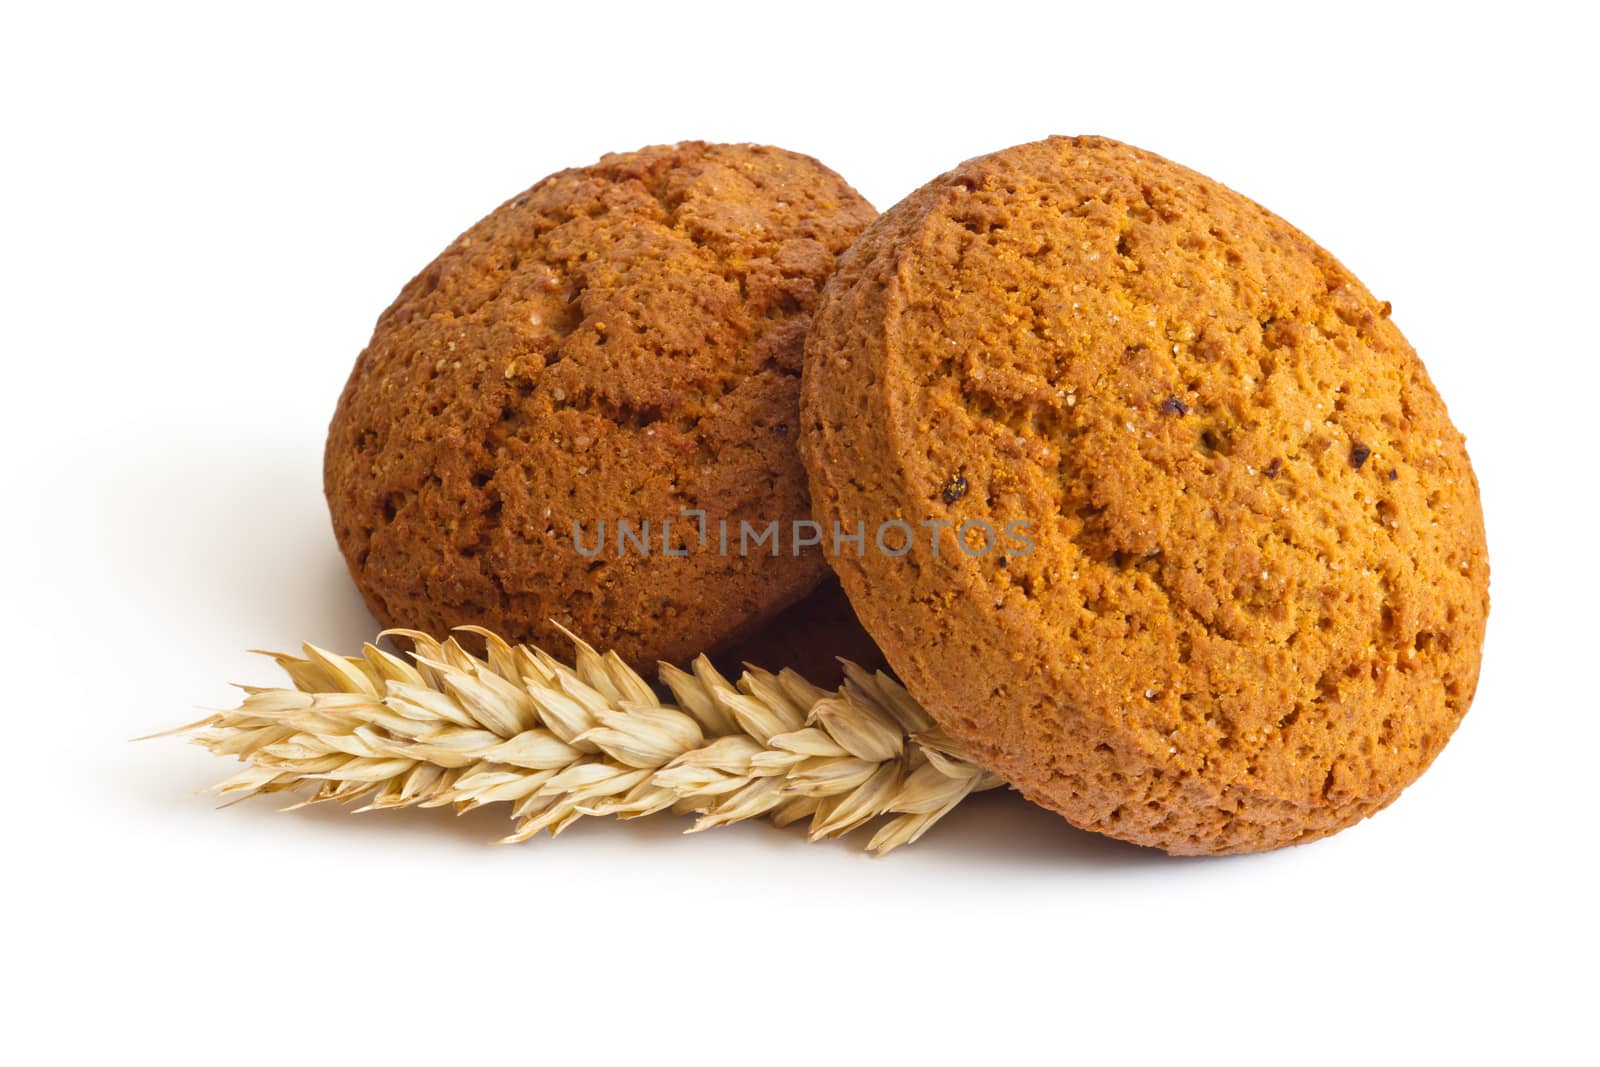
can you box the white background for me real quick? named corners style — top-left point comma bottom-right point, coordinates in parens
top-left (5, 2), bottom-right (1594, 1063)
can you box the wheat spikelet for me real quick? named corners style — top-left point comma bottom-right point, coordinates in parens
top-left (170, 627), bottom-right (1003, 854)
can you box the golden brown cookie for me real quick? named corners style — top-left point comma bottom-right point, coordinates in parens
top-left (327, 142), bottom-right (874, 667)
top-left (801, 135), bottom-right (1488, 854)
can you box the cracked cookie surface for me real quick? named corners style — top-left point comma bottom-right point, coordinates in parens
top-left (326, 142), bottom-right (874, 666)
top-left (801, 135), bottom-right (1488, 854)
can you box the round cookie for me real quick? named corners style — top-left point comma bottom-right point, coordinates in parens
top-left (327, 142), bottom-right (875, 667)
top-left (801, 135), bottom-right (1488, 854)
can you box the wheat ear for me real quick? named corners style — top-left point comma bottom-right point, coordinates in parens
top-left (170, 626), bottom-right (1002, 854)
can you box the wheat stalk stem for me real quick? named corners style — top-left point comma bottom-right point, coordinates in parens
top-left (171, 627), bottom-right (1002, 854)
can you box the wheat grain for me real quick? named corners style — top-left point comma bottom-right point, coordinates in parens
top-left (171, 626), bottom-right (1003, 853)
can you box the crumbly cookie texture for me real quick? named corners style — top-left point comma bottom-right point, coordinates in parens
top-left (326, 142), bottom-right (874, 667)
top-left (801, 135), bottom-right (1488, 855)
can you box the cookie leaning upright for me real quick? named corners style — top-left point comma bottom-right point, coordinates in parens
top-left (326, 143), bottom-right (874, 667)
top-left (801, 136), bottom-right (1488, 854)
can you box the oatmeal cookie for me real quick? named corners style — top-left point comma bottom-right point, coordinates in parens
top-left (801, 135), bottom-right (1488, 854)
top-left (327, 142), bottom-right (874, 666)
